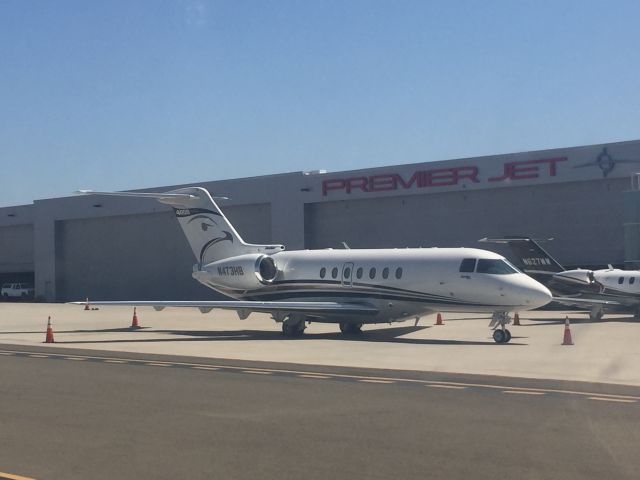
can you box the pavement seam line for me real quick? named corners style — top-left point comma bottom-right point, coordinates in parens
top-left (2, 348), bottom-right (639, 401)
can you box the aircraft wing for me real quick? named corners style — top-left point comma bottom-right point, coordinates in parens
top-left (552, 296), bottom-right (623, 308)
top-left (68, 300), bottom-right (379, 317)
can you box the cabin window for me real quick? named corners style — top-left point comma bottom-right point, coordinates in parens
top-left (459, 258), bottom-right (476, 273)
top-left (395, 267), bottom-right (403, 279)
top-left (320, 267), bottom-right (326, 279)
top-left (476, 259), bottom-right (518, 275)
top-left (369, 267), bottom-right (376, 279)
top-left (331, 267), bottom-right (339, 279)
top-left (344, 267), bottom-right (351, 278)
top-left (382, 267), bottom-right (389, 279)
top-left (356, 267), bottom-right (363, 279)
top-left (630, 277), bottom-right (635, 285)
top-left (618, 277), bottom-right (624, 284)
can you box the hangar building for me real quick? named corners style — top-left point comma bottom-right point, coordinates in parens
top-left (3, 139), bottom-right (640, 302)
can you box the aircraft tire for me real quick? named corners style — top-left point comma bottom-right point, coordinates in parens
top-left (504, 329), bottom-right (512, 343)
top-left (339, 322), bottom-right (362, 334)
top-left (282, 318), bottom-right (306, 337)
top-left (589, 308), bottom-right (603, 321)
top-left (493, 329), bottom-right (506, 343)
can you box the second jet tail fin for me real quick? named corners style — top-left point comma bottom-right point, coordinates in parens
top-left (479, 236), bottom-right (565, 276)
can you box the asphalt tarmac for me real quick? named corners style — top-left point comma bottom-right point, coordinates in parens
top-left (1, 345), bottom-right (639, 480)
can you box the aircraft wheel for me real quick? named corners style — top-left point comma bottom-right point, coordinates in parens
top-left (339, 322), bottom-right (362, 334)
top-left (589, 307), bottom-right (603, 321)
top-left (493, 329), bottom-right (506, 343)
top-left (504, 329), bottom-right (512, 343)
top-left (282, 319), bottom-right (305, 337)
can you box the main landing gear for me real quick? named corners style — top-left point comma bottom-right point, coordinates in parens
top-left (282, 316), bottom-right (306, 337)
top-left (490, 311), bottom-right (512, 344)
top-left (339, 322), bottom-right (363, 334)
top-left (589, 306), bottom-right (604, 322)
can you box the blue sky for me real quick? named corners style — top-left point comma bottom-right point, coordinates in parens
top-left (1, 0), bottom-right (639, 206)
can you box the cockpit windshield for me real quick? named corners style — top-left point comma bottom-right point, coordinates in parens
top-left (476, 259), bottom-right (519, 275)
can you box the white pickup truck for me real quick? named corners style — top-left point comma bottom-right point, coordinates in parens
top-left (1, 282), bottom-right (35, 300)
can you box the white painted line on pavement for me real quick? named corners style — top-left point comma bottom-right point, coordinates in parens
top-left (588, 397), bottom-right (637, 403)
top-left (2, 348), bottom-right (639, 403)
top-left (427, 384), bottom-right (467, 390)
top-left (503, 390), bottom-right (546, 396)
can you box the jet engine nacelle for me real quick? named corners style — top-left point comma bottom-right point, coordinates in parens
top-left (200, 253), bottom-right (280, 290)
top-left (555, 269), bottom-right (594, 285)
top-left (552, 269), bottom-right (602, 294)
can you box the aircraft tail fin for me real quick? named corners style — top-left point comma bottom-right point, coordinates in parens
top-left (77, 187), bottom-right (284, 266)
top-left (479, 236), bottom-right (565, 275)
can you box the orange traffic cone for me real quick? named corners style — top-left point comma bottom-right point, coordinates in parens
top-left (513, 312), bottom-right (521, 326)
top-left (562, 316), bottom-right (573, 345)
top-left (131, 307), bottom-right (140, 329)
top-left (435, 313), bottom-right (444, 326)
top-left (84, 297), bottom-right (90, 311)
top-left (45, 316), bottom-right (55, 343)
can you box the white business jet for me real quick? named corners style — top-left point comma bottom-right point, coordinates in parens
top-left (74, 187), bottom-right (551, 343)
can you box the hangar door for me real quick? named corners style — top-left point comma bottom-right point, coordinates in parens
top-left (304, 180), bottom-right (625, 267)
top-left (55, 204), bottom-right (271, 302)
top-left (0, 224), bottom-right (34, 286)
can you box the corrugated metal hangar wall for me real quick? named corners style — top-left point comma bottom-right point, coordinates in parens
top-left (304, 178), bottom-right (626, 267)
top-left (54, 204), bottom-right (271, 301)
top-left (1, 139), bottom-right (639, 302)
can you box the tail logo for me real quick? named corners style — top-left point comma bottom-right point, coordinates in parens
top-left (187, 214), bottom-right (218, 231)
top-left (199, 231), bottom-right (234, 265)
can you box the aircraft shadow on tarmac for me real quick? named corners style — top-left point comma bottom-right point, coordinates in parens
top-left (33, 325), bottom-right (521, 346)
top-left (521, 316), bottom-right (640, 326)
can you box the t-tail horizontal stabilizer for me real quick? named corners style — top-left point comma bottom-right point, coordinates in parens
top-left (77, 187), bottom-right (285, 265)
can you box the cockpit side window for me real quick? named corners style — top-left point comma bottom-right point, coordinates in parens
top-left (459, 258), bottom-right (477, 273)
top-left (476, 259), bottom-right (518, 275)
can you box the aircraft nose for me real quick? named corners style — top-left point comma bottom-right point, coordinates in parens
top-left (518, 278), bottom-right (552, 309)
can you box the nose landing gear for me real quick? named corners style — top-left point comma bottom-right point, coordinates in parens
top-left (490, 311), bottom-right (512, 343)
